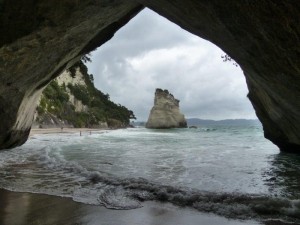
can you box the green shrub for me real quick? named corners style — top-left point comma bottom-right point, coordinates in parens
top-left (37, 60), bottom-right (136, 128)
top-left (36, 105), bottom-right (45, 115)
top-left (67, 84), bottom-right (90, 105)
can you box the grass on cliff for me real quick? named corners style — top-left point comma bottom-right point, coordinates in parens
top-left (37, 60), bottom-right (136, 128)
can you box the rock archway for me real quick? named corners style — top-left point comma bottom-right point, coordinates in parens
top-left (0, 0), bottom-right (299, 152)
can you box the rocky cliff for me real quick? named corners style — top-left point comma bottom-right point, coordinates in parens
top-left (33, 60), bottom-right (135, 129)
top-left (0, 1), bottom-right (300, 152)
top-left (146, 89), bottom-right (187, 129)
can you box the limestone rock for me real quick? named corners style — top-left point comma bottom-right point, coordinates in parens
top-left (56, 69), bottom-right (86, 87)
top-left (34, 61), bottom-right (133, 129)
top-left (0, 1), bottom-right (143, 149)
top-left (146, 89), bottom-right (187, 129)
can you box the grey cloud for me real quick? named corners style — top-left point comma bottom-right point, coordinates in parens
top-left (90, 9), bottom-right (195, 61)
top-left (86, 8), bottom-right (257, 121)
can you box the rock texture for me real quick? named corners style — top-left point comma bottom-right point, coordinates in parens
top-left (33, 69), bottom-right (89, 129)
top-left (0, 1), bottom-right (143, 149)
top-left (56, 69), bottom-right (88, 113)
top-left (33, 61), bottom-right (134, 129)
top-left (138, 1), bottom-right (300, 153)
top-left (146, 89), bottom-right (187, 129)
top-left (0, 1), bottom-right (300, 152)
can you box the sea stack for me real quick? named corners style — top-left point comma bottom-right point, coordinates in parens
top-left (146, 89), bottom-right (187, 129)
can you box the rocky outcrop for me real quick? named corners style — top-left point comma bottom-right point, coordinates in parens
top-left (0, 1), bottom-right (300, 152)
top-left (34, 61), bottom-right (134, 129)
top-left (56, 69), bottom-right (88, 113)
top-left (0, 1), bottom-right (142, 149)
top-left (146, 89), bottom-right (187, 129)
top-left (33, 69), bottom-right (88, 128)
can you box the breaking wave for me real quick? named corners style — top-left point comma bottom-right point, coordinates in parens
top-left (0, 129), bottom-right (300, 224)
top-left (87, 172), bottom-right (300, 222)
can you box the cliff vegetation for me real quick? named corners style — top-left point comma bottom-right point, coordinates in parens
top-left (35, 60), bottom-right (136, 128)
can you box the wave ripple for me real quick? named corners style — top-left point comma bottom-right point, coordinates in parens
top-left (88, 173), bottom-right (300, 222)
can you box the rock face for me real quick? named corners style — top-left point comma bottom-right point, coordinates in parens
top-left (0, 1), bottom-right (300, 152)
top-left (0, 1), bottom-right (143, 149)
top-left (138, 1), bottom-right (300, 153)
top-left (33, 61), bottom-right (134, 129)
top-left (33, 68), bottom-right (89, 129)
top-left (146, 89), bottom-right (187, 129)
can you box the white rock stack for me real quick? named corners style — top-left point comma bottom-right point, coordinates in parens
top-left (146, 89), bottom-right (187, 129)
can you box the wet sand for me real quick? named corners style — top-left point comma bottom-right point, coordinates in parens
top-left (0, 188), bottom-right (263, 225)
top-left (30, 128), bottom-right (109, 137)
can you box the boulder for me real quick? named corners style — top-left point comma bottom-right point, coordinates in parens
top-left (146, 89), bottom-right (187, 129)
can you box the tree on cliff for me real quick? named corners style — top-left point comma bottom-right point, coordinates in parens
top-left (221, 54), bottom-right (239, 67)
top-left (36, 60), bottom-right (136, 128)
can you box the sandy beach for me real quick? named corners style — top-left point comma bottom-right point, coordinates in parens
top-left (30, 128), bottom-right (109, 137)
top-left (0, 188), bottom-right (264, 225)
top-left (1, 188), bottom-right (298, 225)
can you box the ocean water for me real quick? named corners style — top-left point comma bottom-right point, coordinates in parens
top-left (0, 125), bottom-right (300, 223)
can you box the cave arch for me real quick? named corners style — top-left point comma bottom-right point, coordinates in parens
top-left (0, 0), bottom-right (299, 152)
top-left (86, 8), bottom-right (256, 122)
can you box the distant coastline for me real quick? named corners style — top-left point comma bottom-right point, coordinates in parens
top-left (133, 119), bottom-right (261, 127)
top-left (186, 118), bottom-right (261, 126)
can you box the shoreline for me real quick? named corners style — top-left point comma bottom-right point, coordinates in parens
top-left (1, 188), bottom-right (298, 225)
top-left (29, 127), bottom-right (111, 137)
top-left (0, 188), bottom-right (261, 225)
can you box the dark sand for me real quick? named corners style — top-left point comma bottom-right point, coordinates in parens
top-left (1, 189), bottom-right (299, 225)
top-left (0, 189), bottom-right (264, 225)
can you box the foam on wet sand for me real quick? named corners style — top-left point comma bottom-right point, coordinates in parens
top-left (0, 188), bottom-right (263, 225)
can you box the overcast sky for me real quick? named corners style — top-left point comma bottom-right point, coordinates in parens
top-left (86, 8), bottom-right (257, 121)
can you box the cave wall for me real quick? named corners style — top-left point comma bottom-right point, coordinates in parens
top-left (138, 0), bottom-right (300, 152)
top-left (0, 0), bottom-right (299, 152)
top-left (0, 0), bottom-right (143, 149)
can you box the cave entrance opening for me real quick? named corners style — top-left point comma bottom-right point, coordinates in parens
top-left (85, 8), bottom-right (257, 123)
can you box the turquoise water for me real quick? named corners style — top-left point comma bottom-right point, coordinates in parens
top-left (0, 126), bottom-right (300, 222)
